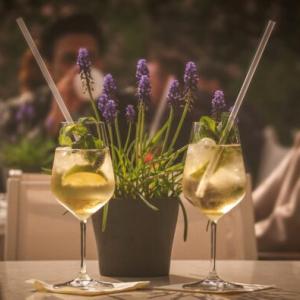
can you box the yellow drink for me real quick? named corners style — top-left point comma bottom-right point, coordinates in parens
top-left (183, 140), bottom-right (246, 221)
top-left (51, 147), bottom-right (115, 221)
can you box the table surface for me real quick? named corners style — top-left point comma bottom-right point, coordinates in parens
top-left (0, 260), bottom-right (300, 300)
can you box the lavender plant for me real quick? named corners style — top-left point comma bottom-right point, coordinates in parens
top-left (59, 50), bottom-right (200, 239)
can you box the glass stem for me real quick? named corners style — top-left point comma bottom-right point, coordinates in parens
top-left (80, 220), bottom-right (87, 277)
top-left (209, 221), bottom-right (218, 279)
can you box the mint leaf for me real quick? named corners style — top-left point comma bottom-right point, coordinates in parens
top-left (197, 116), bottom-right (217, 141)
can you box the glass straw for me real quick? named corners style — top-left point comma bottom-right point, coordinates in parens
top-left (16, 17), bottom-right (74, 123)
top-left (196, 20), bottom-right (276, 198)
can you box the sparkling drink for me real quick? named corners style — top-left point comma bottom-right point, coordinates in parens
top-left (183, 138), bottom-right (246, 222)
top-left (51, 147), bottom-right (115, 221)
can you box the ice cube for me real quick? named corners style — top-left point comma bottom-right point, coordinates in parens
top-left (208, 166), bottom-right (245, 193)
top-left (186, 138), bottom-right (216, 175)
top-left (199, 137), bottom-right (216, 148)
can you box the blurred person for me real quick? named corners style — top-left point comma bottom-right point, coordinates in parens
top-left (0, 14), bottom-right (106, 192)
top-left (0, 13), bottom-right (105, 140)
top-left (147, 50), bottom-right (185, 137)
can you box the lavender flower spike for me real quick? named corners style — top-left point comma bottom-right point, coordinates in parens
top-left (97, 93), bottom-right (109, 113)
top-left (167, 80), bottom-right (181, 106)
top-left (125, 104), bottom-right (136, 122)
top-left (102, 99), bottom-right (117, 122)
top-left (212, 90), bottom-right (226, 118)
top-left (184, 61), bottom-right (198, 90)
top-left (103, 74), bottom-right (117, 96)
top-left (77, 48), bottom-right (93, 90)
top-left (136, 59), bottom-right (149, 82)
top-left (137, 75), bottom-right (151, 102)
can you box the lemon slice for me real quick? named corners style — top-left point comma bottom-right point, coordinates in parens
top-left (190, 162), bottom-right (208, 180)
top-left (62, 165), bottom-right (107, 187)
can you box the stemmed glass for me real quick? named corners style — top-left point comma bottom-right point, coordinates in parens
top-left (182, 122), bottom-right (247, 291)
top-left (51, 122), bottom-right (115, 290)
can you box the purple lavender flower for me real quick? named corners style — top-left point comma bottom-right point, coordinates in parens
top-left (103, 74), bottom-right (117, 96)
top-left (212, 90), bottom-right (226, 118)
top-left (184, 61), bottom-right (198, 91)
top-left (125, 104), bottom-right (136, 122)
top-left (137, 75), bottom-right (151, 102)
top-left (77, 48), bottom-right (93, 90)
top-left (167, 80), bottom-right (181, 106)
top-left (102, 99), bottom-right (117, 122)
top-left (136, 59), bottom-right (149, 82)
top-left (97, 93), bottom-right (109, 113)
top-left (16, 103), bottom-right (35, 121)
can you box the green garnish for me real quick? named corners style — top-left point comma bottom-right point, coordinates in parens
top-left (59, 117), bottom-right (104, 150)
top-left (198, 113), bottom-right (238, 143)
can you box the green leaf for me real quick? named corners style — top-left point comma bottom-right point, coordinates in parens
top-left (178, 198), bottom-right (188, 241)
top-left (101, 202), bottom-right (109, 232)
top-left (138, 193), bottom-right (159, 211)
top-left (200, 116), bottom-right (216, 132)
top-left (198, 116), bottom-right (217, 141)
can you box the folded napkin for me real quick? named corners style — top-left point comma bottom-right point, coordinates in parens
top-left (26, 279), bottom-right (150, 296)
top-left (154, 282), bottom-right (274, 294)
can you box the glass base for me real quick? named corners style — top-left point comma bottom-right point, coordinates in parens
top-left (183, 274), bottom-right (244, 292)
top-left (53, 273), bottom-right (114, 290)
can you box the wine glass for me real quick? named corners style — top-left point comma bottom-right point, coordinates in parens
top-left (182, 122), bottom-right (247, 291)
top-left (51, 122), bottom-right (115, 290)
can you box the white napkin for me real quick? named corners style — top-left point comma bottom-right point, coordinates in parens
top-left (154, 282), bottom-right (274, 294)
top-left (26, 279), bottom-right (150, 296)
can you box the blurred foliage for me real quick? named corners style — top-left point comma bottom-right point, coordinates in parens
top-left (0, 0), bottom-right (299, 144)
top-left (0, 136), bottom-right (55, 172)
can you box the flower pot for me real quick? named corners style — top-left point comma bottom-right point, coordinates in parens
top-left (92, 197), bottom-right (179, 277)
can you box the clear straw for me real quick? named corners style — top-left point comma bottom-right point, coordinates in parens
top-left (196, 20), bottom-right (276, 198)
top-left (16, 17), bottom-right (74, 123)
top-left (219, 20), bottom-right (276, 144)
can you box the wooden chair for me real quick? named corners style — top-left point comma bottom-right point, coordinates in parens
top-left (172, 175), bottom-right (257, 260)
top-left (4, 173), bottom-right (97, 260)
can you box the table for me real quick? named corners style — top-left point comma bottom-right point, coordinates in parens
top-left (0, 260), bottom-right (300, 299)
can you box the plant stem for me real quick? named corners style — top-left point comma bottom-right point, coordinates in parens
top-left (162, 106), bottom-right (174, 153)
top-left (86, 83), bottom-right (102, 142)
top-left (168, 90), bottom-right (191, 151)
top-left (87, 83), bottom-right (101, 122)
top-left (135, 102), bottom-right (142, 163)
top-left (139, 103), bottom-right (145, 149)
top-left (101, 203), bottom-right (109, 232)
top-left (114, 117), bottom-right (122, 150)
top-left (178, 198), bottom-right (188, 241)
top-left (107, 124), bottom-right (116, 165)
top-left (124, 122), bottom-right (132, 152)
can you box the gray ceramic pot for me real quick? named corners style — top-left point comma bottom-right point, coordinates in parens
top-left (92, 197), bottom-right (179, 277)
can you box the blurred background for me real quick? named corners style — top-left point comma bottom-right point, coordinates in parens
top-left (0, 1), bottom-right (299, 179)
top-left (1, 0), bottom-right (299, 140)
top-left (0, 0), bottom-right (300, 133)
top-left (0, 0), bottom-right (300, 259)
